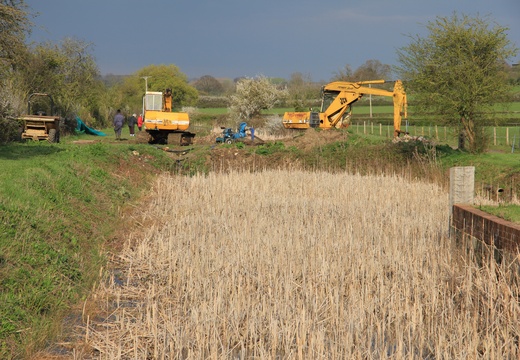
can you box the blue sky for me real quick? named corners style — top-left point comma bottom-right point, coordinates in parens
top-left (25, 0), bottom-right (519, 82)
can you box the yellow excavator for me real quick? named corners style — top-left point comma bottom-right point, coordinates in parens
top-left (143, 88), bottom-right (195, 145)
top-left (282, 79), bottom-right (407, 137)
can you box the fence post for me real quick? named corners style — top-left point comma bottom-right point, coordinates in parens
top-left (494, 127), bottom-right (497, 146)
top-left (506, 127), bottom-right (509, 146)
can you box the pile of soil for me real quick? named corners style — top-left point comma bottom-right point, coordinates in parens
top-left (282, 129), bottom-right (348, 151)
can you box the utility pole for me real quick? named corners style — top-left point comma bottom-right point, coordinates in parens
top-left (369, 84), bottom-right (372, 118)
top-left (141, 76), bottom-right (151, 92)
top-left (141, 76), bottom-right (151, 117)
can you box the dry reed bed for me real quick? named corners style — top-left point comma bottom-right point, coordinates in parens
top-left (82, 170), bottom-right (520, 359)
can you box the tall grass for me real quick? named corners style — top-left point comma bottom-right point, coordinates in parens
top-left (0, 141), bottom-right (171, 358)
top-left (79, 170), bottom-right (520, 358)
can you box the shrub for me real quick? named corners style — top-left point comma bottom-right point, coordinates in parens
top-left (0, 118), bottom-right (22, 144)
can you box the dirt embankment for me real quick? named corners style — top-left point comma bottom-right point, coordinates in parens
top-left (193, 129), bottom-right (350, 171)
top-left (78, 127), bottom-right (351, 173)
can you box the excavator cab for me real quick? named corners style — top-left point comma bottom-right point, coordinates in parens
top-left (320, 89), bottom-right (338, 113)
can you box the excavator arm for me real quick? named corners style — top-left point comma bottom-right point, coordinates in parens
top-left (391, 80), bottom-right (407, 137)
top-left (283, 79), bottom-right (407, 137)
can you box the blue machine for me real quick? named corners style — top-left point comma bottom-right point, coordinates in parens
top-left (216, 122), bottom-right (248, 144)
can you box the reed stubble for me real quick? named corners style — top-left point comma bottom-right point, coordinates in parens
top-left (83, 170), bottom-right (520, 359)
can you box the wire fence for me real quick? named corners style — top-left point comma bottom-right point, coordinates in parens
top-left (351, 120), bottom-right (520, 150)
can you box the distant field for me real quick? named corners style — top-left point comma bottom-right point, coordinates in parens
top-left (197, 102), bottom-right (520, 118)
top-left (196, 108), bottom-right (228, 115)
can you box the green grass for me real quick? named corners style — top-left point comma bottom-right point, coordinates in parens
top-left (438, 151), bottom-right (520, 189)
top-left (478, 204), bottom-right (520, 224)
top-left (496, 102), bottom-right (520, 112)
top-left (0, 140), bottom-right (172, 358)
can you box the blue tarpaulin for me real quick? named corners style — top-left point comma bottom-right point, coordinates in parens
top-left (75, 116), bottom-right (106, 136)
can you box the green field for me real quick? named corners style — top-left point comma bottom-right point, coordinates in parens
top-left (196, 107), bottom-right (229, 115)
top-left (197, 102), bottom-right (520, 118)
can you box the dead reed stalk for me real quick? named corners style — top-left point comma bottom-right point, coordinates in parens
top-left (79, 170), bottom-right (520, 359)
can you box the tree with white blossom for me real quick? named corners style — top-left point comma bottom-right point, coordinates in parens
top-left (228, 76), bottom-right (288, 120)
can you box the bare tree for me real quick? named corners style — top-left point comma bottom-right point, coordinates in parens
top-left (331, 64), bottom-right (353, 81)
top-left (352, 60), bottom-right (392, 81)
top-left (287, 72), bottom-right (321, 111)
top-left (192, 75), bottom-right (224, 95)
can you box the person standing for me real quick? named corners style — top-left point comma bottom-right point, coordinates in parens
top-left (128, 113), bottom-right (137, 137)
top-left (113, 109), bottom-right (124, 140)
top-left (137, 114), bottom-right (143, 131)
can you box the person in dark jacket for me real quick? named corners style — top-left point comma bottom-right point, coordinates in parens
top-left (113, 109), bottom-right (125, 140)
top-left (128, 113), bottom-right (138, 137)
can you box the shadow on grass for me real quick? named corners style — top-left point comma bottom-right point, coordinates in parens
top-left (0, 142), bottom-right (65, 160)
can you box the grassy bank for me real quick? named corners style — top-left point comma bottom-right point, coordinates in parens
top-left (0, 140), bottom-right (172, 358)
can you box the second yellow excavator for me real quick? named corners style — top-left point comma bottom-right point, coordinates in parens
top-left (282, 79), bottom-right (407, 137)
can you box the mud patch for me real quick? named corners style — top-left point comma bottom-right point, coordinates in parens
top-left (282, 129), bottom-right (349, 151)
